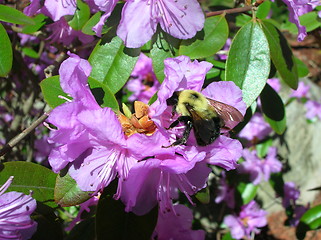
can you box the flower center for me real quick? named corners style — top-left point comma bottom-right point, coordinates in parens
top-left (118, 101), bottom-right (157, 136)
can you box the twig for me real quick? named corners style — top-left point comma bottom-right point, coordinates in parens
top-left (0, 109), bottom-right (52, 158)
top-left (206, 0), bottom-right (265, 17)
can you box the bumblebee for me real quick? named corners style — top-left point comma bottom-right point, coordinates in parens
top-left (166, 90), bottom-right (243, 146)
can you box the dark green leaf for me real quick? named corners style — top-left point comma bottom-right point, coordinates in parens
top-left (269, 173), bottom-right (284, 197)
top-left (295, 57), bottom-right (309, 78)
top-left (150, 33), bottom-right (177, 83)
top-left (297, 204), bottom-right (321, 239)
top-left (66, 218), bottom-right (95, 240)
top-left (82, 12), bottom-right (101, 35)
top-left (179, 15), bottom-right (228, 59)
top-left (300, 11), bottom-right (321, 32)
top-left (256, 139), bottom-right (273, 158)
top-left (195, 186), bottom-right (210, 204)
top-left (262, 20), bottom-right (298, 89)
top-left (260, 84), bottom-right (286, 134)
top-left (0, 162), bottom-right (57, 207)
top-left (0, 5), bottom-right (35, 25)
top-left (88, 36), bottom-right (140, 93)
top-left (256, 1), bottom-right (272, 19)
top-left (22, 47), bottom-right (39, 59)
top-left (88, 76), bottom-right (119, 110)
top-left (68, 0), bottom-right (90, 31)
top-left (0, 23), bottom-right (12, 77)
top-left (225, 20), bottom-right (270, 107)
top-left (55, 172), bottom-right (92, 207)
top-left (222, 232), bottom-right (233, 240)
top-left (32, 203), bottom-right (64, 240)
top-left (96, 181), bottom-right (158, 240)
top-left (40, 76), bottom-right (70, 108)
top-left (22, 14), bottom-right (47, 34)
top-left (237, 182), bottom-right (258, 205)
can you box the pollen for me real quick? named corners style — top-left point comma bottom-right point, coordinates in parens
top-left (118, 101), bottom-right (157, 137)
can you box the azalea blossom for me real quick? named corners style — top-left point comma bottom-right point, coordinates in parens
top-left (214, 171), bottom-right (235, 209)
top-left (305, 99), bottom-right (321, 120)
top-left (0, 177), bottom-right (37, 240)
top-left (290, 81), bottom-right (310, 99)
top-left (238, 113), bottom-right (272, 144)
top-left (224, 200), bottom-right (267, 239)
top-left (117, 0), bottom-right (205, 48)
top-left (238, 147), bottom-right (282, 185)
top-left (282, 0), bottom-right (321, 41)
top-left (152, 204), bottom-right (205, 240)
top-left (126, 53), bottom-right (160, 103)
top-left (121, 56), bottom-right (245, 215)
top-left (267, 78), bottom-right (281, 93)
top-left (47, 54), bottom-right (171, 196)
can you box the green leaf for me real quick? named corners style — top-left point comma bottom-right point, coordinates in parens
top-left (68, 0), bottom-right (90, 31)
top-left (32, 203), bottom-right (64, 240)
top-left (22, 47), bottom-right (39, 59)
top-left (269, 173), bottom-right (284, 197)
top-left (88, 36), bottom-right (140, 93)
top-left (295, 57), bottom-right (309, 78)
top-left (225, 20), bottom-right (270, 107)
top-left (300, 11), bottom-right (321, 33)
top-left (179, 15), bottom-right (229, 59)
top-left (0, 23), bottom-right (12, 77)
top-left (0, 5), bottom-right (35, 25)
top-left (82, 12), bottom-right (101, 35)
top-left (40, 76), bottom-right (70, 108)
top-left (0, 162), bottom-right (57, 207)
top-left (256, 0), bottom-right (272, 19)
top-left (88, 76), bottom-right (119, 110)
top-left (261, 20), bottom-right (298, 89)
top-left (260, 83), bottom-right (286, 134)
top-left (22, 14), bottom-right (47, 34)
top-left (256, 139), bottom-right (273, 158)
top-left (195, 186), bottom-right (210, 204)
top-left (297, 204), bottom-right (321, 239)
top-left (96, 181), bottom-right (158, 240)
top-left (150, 33), bottom-right (178, 83)
top-left (237, 182), bottom-right (258, 205)
top-left (55, 172), bottom-right (92, 207)
top-left (66, 218), bottom-right (95, 240)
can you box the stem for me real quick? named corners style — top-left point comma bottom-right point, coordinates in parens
top-left (206, 0), bottom-right (265, 17)
top-left (0, 109), bottom-right (52, 158)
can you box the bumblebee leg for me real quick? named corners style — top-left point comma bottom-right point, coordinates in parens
top-left (172, 119), bottom-right (193, 146)
top-left (166, 116), bottom-right (191, 129)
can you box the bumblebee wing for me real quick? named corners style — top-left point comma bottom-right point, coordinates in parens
top-left (207, 99), bottom-right (244, 126)
top-left (186, 106), bottom-right (220, 146)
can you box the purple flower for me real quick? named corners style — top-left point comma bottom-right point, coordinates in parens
top-left (66, 195), bottom-right (99, 231)
top-left (239, 147), bottom-right (282, 185)
top-left (46, 18), bottom-right (94, 45)
top-left (152, 204), bottom-right (205, 240)
top-left (305, 99), bottom-right (321, 120)
top-left (215, 171), bottom-right (235, 209)
top-left (224, 200), bottom-right (267, 239)
top-left (0, 177), bottom-right (37, 240)
top-left (282, 181), bottom-right (300, 208)
top-left (238, 113), bottom-right (272, 144)
top-left (267, 78), bottom-right (281, 92)
top-left (120, 56), bottom-right (245, 215)
top-left (282, 0), bottom-right (321, 41)
top-left (126, 53), bottom-right (160, 103)
top-left (290, 81), bottom-right (310, 98)
top-left (116, 0), bottom-right (205, 48)
top-left (217, 38), bottom-right (231, 60)
top-left (47, 53), bottom-right (172, 198)
top-left (24, 0), bottom-right (77, 21)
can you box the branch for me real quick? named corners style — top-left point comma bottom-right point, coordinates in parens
top-left (0, 109), bottom-right (52, 158)
top-left (206, 0), bottom-right (265, 17)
